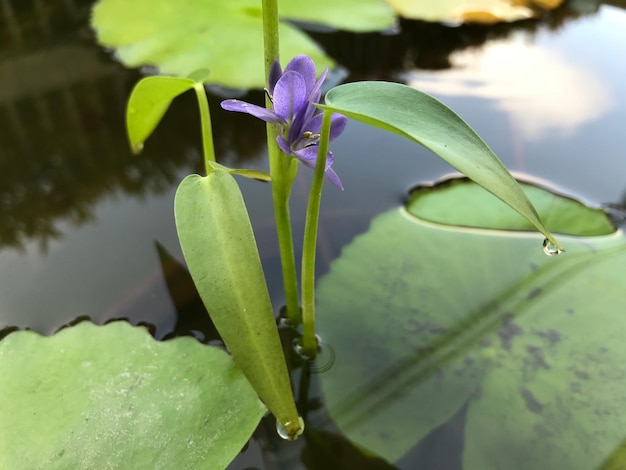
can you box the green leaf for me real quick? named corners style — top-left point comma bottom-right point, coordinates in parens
top-left (0, 321), bottom-right (265, 469)
top-left (210, 162), bottom-right (272, 182)
top-left (408, 177), bottom-right (615, 236)
top-left (317, 178), bottom-right (624, 468)
top-left (174, 171), bottom-right (301, 437)
top-left (126, 76), bottom-right (195, 154)
top-left (319, 81), bottom-right (564, 250)
top-left (386, 0), bottom-right (563, 23)
top-left (279, 0), bottom-right (394, 32)
top-left (92, 0), bottom-right (351, 89)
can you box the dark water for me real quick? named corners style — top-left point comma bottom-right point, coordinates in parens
top-left (1, 1), bottom-right (625, 468)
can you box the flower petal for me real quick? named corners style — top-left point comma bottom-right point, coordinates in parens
top-left (308, 68), bottom-right (328, 104)
top-left (284, 55), bottom-right (317, 94)
top-left (273, 71), bottom-right (308, 122)
top-left (293, 147), bottom-right (343, 190)
top-left (329, 114), bottom-right (348, 141)
top-left (324, 166), bottom-right (344, 191)
top-left (276, 135), bottom-right (292, 156)
top-left (220, 99), bottom-right (285, 125)
top-left (268, 60), bottom-right (282, 95)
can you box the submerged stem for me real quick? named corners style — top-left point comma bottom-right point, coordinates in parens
top-left (300, 110), bottom-right (333, 356)
top-left (193, 83), bottom-right (216, 176)
top-left (262, 0), bottom-right (301, 323)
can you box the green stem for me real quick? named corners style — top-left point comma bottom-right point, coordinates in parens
top-left (262, 0), bottom-right (301, 323)
top-left (262, 0), bottom-right (280, 78)
top-left (300, 110), bottom-right (333, 356)
top-left (193, 82), bottom-right (216, 176)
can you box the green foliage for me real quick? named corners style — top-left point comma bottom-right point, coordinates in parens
top-left (92, 0), bottom-right (393, 89)
top-left (320, 81), bottom-right (563, 250)
top-left (0, 321), bottom-right (265, 469)
top-left (409, 178), bottom-right (615, 236)
top-left (126, 76), bottom-right (195, 154)
top-left (386, 0), bottom-right (563, 23)
top-left (317, 179), bottom-right (625, 468)
top-left (126, 76), bottom-right (271, 181)
top-left (174, 170), bottom-right (300, 436)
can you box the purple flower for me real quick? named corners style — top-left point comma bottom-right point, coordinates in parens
top-left (221, 55), bottom-right (347, 190)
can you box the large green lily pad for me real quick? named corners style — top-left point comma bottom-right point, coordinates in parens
top-left (91, 0), bottom-right (394, 89)
top-left (0, 321), bottom-right (266, 469)
top-left (388, 0), bottom-right (563, 23)
top-left (317, 178), bottom-right (626, 469)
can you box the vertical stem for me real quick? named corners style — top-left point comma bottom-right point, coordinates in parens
top-left (262, 0), bottom-right (301, 323)
top-left (193, 83), bottom-right (216, 176)
top-left (300, 110), bottom-right (333, 356)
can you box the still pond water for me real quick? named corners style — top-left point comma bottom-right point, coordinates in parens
top-left (1, 1), bottom-right (625, 468)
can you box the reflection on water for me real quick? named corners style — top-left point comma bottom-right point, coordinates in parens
top-left (2, 2), bottom-right (626, 468)
top-left (406, 37), bottom-right (612, 140)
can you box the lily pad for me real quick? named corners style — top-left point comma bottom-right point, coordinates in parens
top-left (317, 178), bottom-right (626, 469)
top-left (387, 0), bottom-right (563, 23)
top-left (91, 0), bottom-right (394, 89)
top-left (0, 321), bottom-right (266, 469)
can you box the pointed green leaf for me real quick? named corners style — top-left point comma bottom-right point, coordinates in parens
top-left (210, 162), bottom-right (272, 182)
top-left (126, 76), bottom-right (195, 154)
top-left (174, 171), bottom-right (301, 437)
top-left (319, 81), bottom-right (563, 250)
top-left (0, 321), bottom-right (265, 469)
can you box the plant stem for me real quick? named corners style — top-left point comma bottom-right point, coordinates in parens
top-left (193, 82), bottom-right (216, 176)
top-left (300, 110), bottom-right (333, 356)
top-left (262, 0), bottom-right (301, 323)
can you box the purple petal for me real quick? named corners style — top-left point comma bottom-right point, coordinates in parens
top-left (324, 166), bottom-right (344, 191)
top-left (302, 113), bottom-right (323, 135)
top-left (293, 147), bottom-right (343, 190)
top-left (308, 68), bottom-right (328, 104)
top-left (293, 145), bottom-right (318, 168)
top-left (276, 135), bottom-right (292, 156)
top-left (297, 112), bottom-right (346, 142)
top-left (273, 71), bottom-right (308, 121)
top-left (284, 55), bottom-right (317, 94)
top-left (221, 99), bottom-right (285, 125)
top-left (329, 114), bottom-right (348, 141)
top-left (268, 60), bottom-right (282, 95)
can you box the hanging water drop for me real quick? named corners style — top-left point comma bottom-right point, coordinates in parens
top-left (542, 239), bottom-right (564, 256)
top-left (276, 416), bottom-right (305, 441)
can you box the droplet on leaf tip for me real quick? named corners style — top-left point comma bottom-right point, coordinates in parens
top-left (542, 238), bottom-right (564, 256)
top-left (131, 142), bottom-right (144, 155)
top-left (276, 416), bottom-right (305, 441)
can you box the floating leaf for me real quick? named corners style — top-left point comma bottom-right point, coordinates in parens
top-left (92, 0), bottom-right (394, 89)
top-left (320, 81), bottom-right (563, 250)
top-left (408, 177), bottom-right (615, 236)
top-left (387, 0), bottom-right (563, 23)
top-left (317, 178), bottom-right (626, 468)
top-left (174, 170), bottom-right (300, 437)
top-left (0, 321), bottom-right (265, 469)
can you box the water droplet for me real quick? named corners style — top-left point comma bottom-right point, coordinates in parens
top-left (131, 142), bottom-right (144, 155)
top-left (293, 335), bottom-right (321, 361)
top-left (276, 416), bottom-right (304, 441)
top-left (542, 239), bottom-right (564, 256)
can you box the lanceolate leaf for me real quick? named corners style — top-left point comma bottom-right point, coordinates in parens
top-left (174, 170), bottom-right (301, 436)
top-left (319, 81), bottom-right (563, 250)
